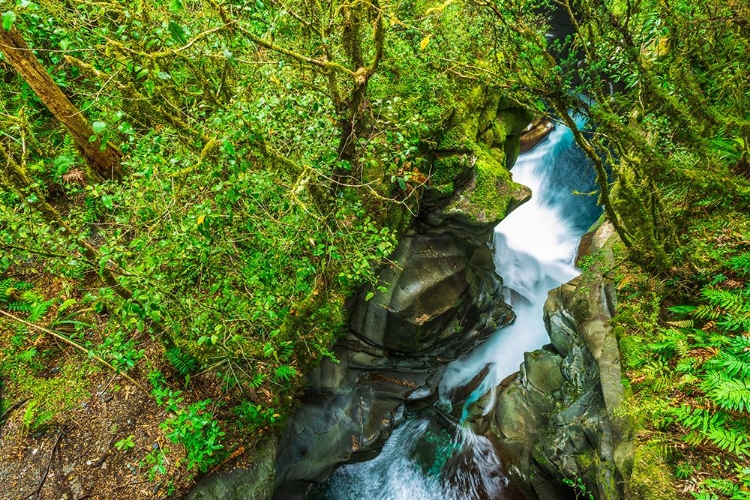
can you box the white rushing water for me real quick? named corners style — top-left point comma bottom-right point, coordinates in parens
top-left (438, 120), bottom-right (598, 417)
top-left (317, 417), bottom-right (510, 500)
top-left (317, 122), bottom-right (600, 499)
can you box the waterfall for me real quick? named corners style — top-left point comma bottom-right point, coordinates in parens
top-left (438, 118), bottom-right (599, 416)
top-left (314, 122), bottom-right (601, 499)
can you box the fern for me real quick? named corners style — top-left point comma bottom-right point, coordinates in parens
top-left (702, 374), bottom-right (750, 413)
top-left (706, 425), bottom-right (750, 456)
top-left (672, 405), bottom-right (750, 456)
top-left (702, 288), bottom-right (746, 313)
top-left (702, 478), bottom-right (740, 497)
top-left (166, 347), bottom-right (198, 377)
top-left (728, 252), bottom-right (750, 277)
top-left (6, 301), bottom-right (32, 313)
top-left (693, 304), bottom-right (722, 321)
top-left (27, 300), bottom-right (53, 322)
top-left (708, 335), bottom-right (750, 378)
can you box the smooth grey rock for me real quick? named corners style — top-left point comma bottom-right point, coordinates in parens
top-left (275, 215), bottom-right (515, 498)
top-left (185, 438), bottom-right (277, 500)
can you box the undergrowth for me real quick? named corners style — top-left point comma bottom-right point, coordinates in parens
top-left (617, 209), bottom-right (750, 499)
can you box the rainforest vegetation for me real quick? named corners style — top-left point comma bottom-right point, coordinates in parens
top-left (0, 0), bottom-right (748, 497)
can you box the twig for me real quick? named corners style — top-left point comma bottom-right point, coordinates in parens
top-left (0, 309), bottom-right (150, 396)
top-left (23, 428), bottom-right (64, 500)
top-left (0, 398), bottom-right (29, 436)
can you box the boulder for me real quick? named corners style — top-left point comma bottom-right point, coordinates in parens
top-left (185, 437), bottom-right (277, 500)
top-left (274, 216), bottom-right (515, 499)
top-left (519, 119), bottom-right (555, 153)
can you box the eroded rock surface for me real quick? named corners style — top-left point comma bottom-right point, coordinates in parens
top-left (273, 216), bottom-right (516, 498)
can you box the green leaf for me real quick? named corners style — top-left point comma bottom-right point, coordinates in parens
top-left (92, 121), bottom-right (107, 134)
top-left (169, 0), bottom-right (183, 12)
top-left (2, 11), bottom-right (16, 31)
top-left (168, 20), bottom-right (187, 45)
top-left (143, 79), bottom-right (155, 96)
top-left (101, 195), bottom-right (114, 209)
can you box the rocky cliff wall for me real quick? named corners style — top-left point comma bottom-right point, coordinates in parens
top-left (479, 222), bottom-right (634, 500)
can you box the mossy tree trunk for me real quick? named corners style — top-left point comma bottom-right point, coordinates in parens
top-left (0, 27), bottom-right (122, 180)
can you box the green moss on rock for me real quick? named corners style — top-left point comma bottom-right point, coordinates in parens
top-left (431, 153), bottom-right (473, 185)
top-left (628, 442), bottom-right (680, 500)
top-left (443, 146), bottom-right (530, 223)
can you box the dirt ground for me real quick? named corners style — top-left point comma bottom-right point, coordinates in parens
top-left (0, 371), bottom-right (195, 500)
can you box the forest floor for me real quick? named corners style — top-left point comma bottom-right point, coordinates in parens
top-left (0, 276), bottom-right (259, 500)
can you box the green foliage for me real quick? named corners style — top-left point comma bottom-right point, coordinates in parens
top-left (150, 371), bottom-right (225, 473)
top-left (96, 330), bottom-right (144, 372)
top-left (161, 399), bottom-right (225, 473)
top-left (232, 400), bottom-right (278, 431)
top-left (165, 347), bottom-right (198, 377)
top-left (562, 476), bottom-right (595, 500)
top-left (114, 434), bottom-right (135, 452)
top-left (141, 447), bottom-right (168, 482)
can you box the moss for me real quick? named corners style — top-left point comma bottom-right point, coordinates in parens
top-left (628, 442), bottom-right (680, 500)
top-left (496, 107), bottom-right (535, 137)
top-left (444, 146), bottom-right (529, 223)
top-left (3, 355), bottom-right (94, 428)
top-left (431, 153), bottom-right (473, 185)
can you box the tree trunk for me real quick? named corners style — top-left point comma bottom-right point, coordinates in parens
top-left (0, 27), bottom-right (122, 179)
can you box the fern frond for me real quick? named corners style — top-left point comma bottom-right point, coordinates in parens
top-left (693, 304), bottom-right (722, 321)
top-left (665, 319), bottom-right (694, 328)
top-left (728, 252), bottom-right (750, 277)
top-left (27, 300), bottom-right (53, 323)
top-left (702, 288), bottom-right (746, 312)
top-left (20, 290), bottom-right (43, 304)
top-left (703, 377), bottom-right (750, 413)
top-left (703, 478), bottom-right (740, 497)
top-left (166, 347), bottom-right (198, 377)
top-left (705, 425), bottom-right (750, 456)
top-left (6, 302), bottom-right (31, 313)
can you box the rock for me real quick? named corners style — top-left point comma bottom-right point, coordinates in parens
top-left (185, 437), bottom-right (277, 500)
top-left (483, 222), bottom-right (633, 500)
top-left (274, 215), bottom-right (515, 498)
top-left (519, 119), bottom-right (555, 153)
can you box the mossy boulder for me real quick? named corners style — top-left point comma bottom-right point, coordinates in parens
top-left (441, 146), bottom-right (530, 224)
top-left (425, 86), bottom-right (534, 225)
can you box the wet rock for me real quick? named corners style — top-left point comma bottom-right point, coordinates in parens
top-left (275, 207), bottom-right (517, 499)
top-left (519, 119), bottom-right (555, 153)
top-left (483, 222), bottom-right (633, 500)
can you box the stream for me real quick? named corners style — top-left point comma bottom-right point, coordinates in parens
top-left (311, 122), bottom-right (601, 500)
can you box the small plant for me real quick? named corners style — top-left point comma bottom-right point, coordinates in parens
top-left (161, 399), bottom-right (225, 472)
top-left (141, 447), bottom-right (168, 481)
top-left (165, 347), bottom-right (198, 377)
top-left (97, 330), bottom-right (144, 372)
top-left (149, 370), bottom-right (225, 472)
top-left (563, 476), bottom-right (594, 500)
top-left (21, 400), bottom-right (54, 435)
top-left (114, 435), bottom-right (136, 451)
